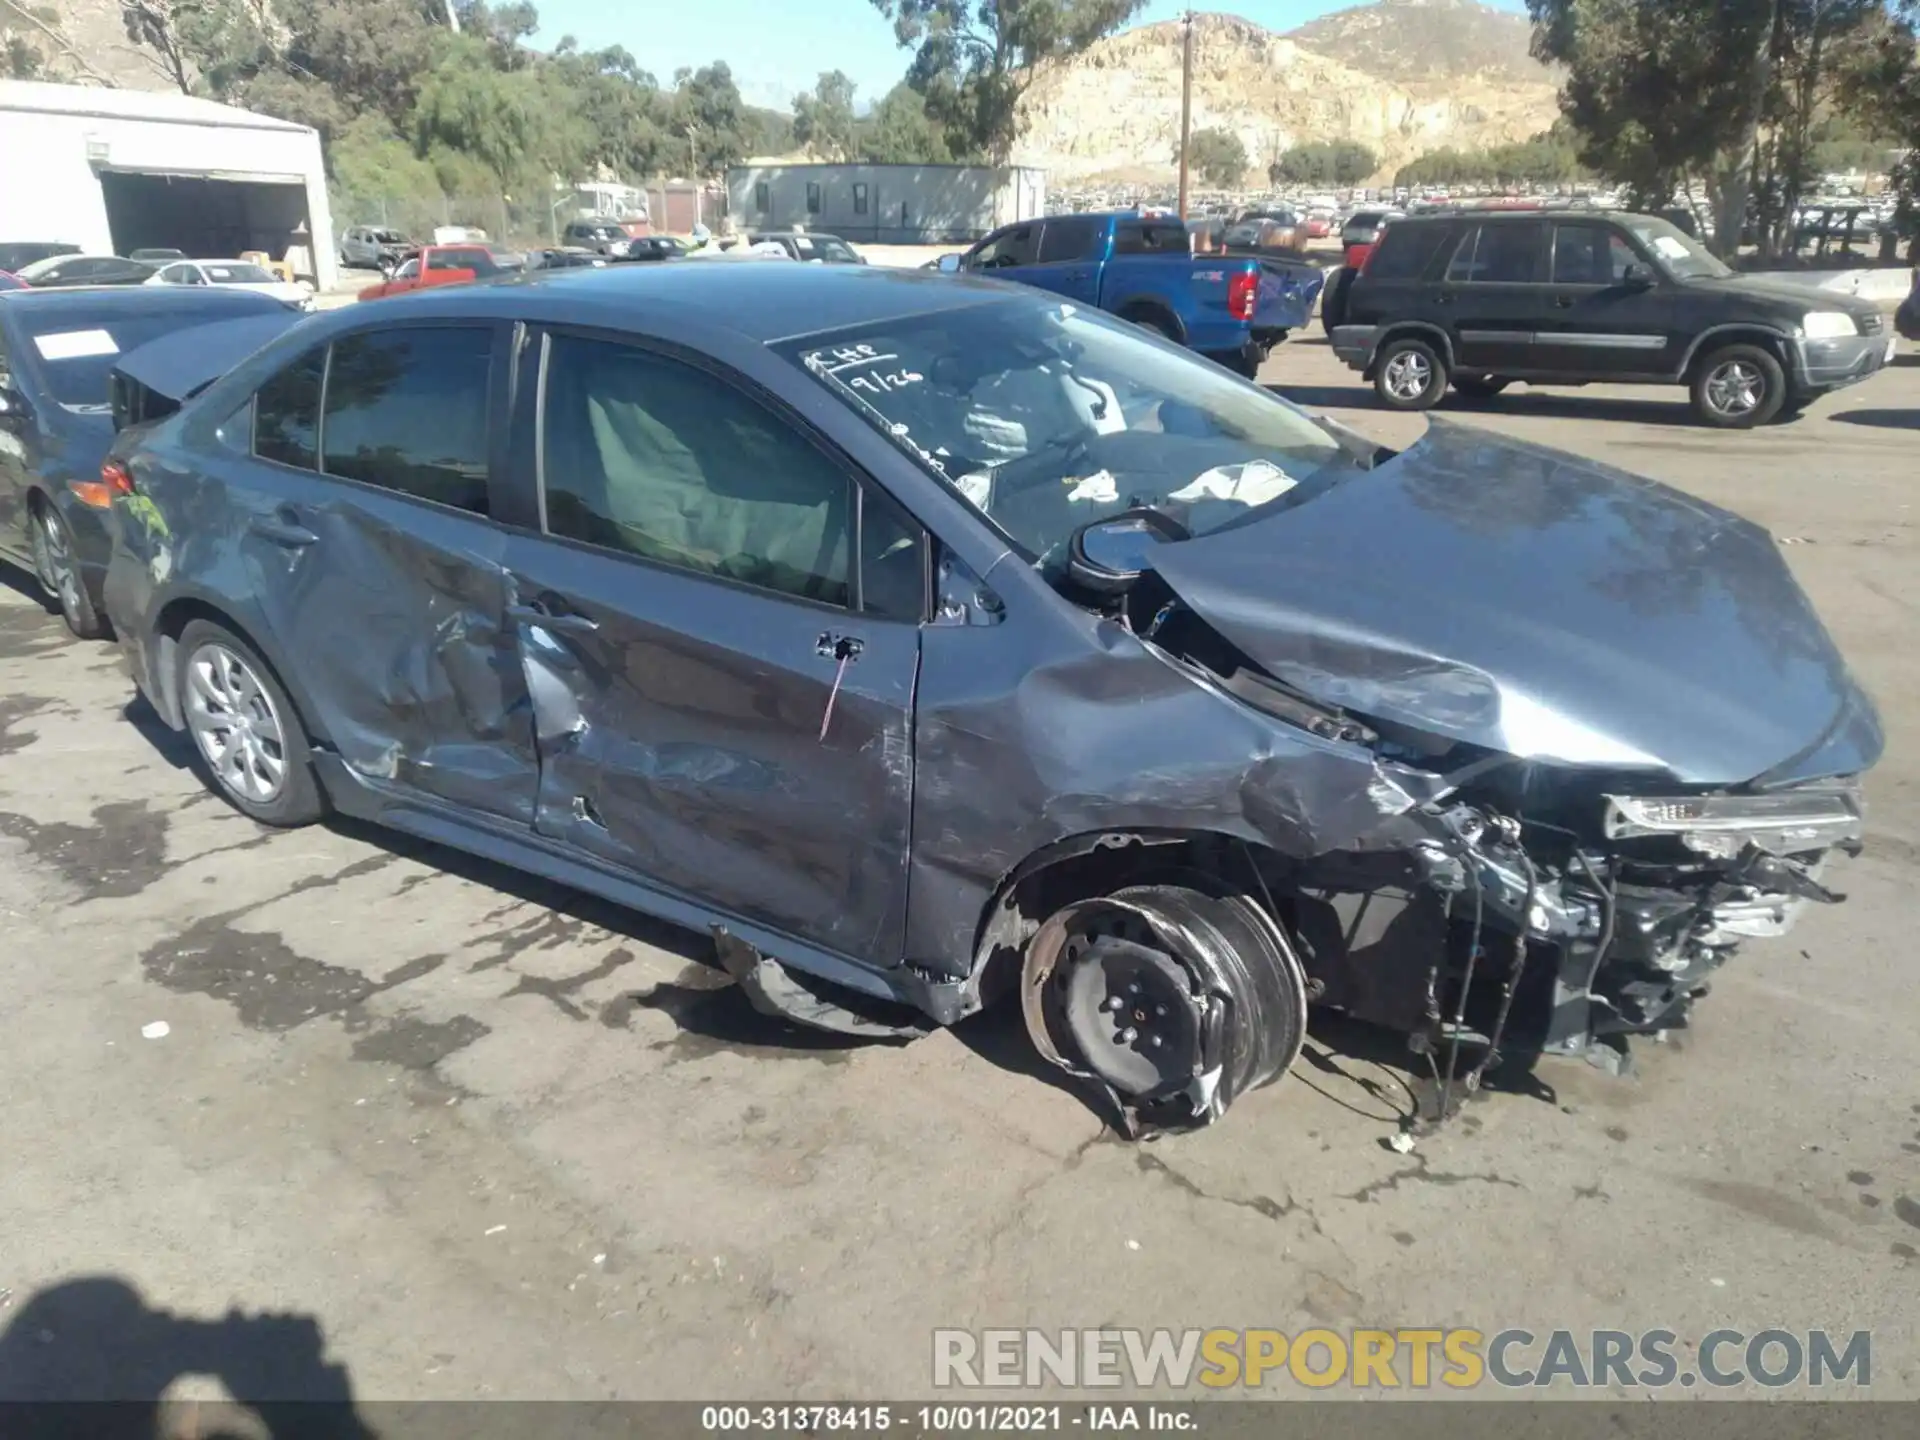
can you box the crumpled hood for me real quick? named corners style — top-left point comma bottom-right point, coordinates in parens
top-left (1148, 419), bottom-right (1883, 786)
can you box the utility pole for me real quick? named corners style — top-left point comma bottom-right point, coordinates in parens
top-left (1176, 10), bottom-right (1195, 220)
top-left (687, 124), bottom-right (702, 229)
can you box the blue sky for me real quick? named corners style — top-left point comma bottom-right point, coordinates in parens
top-left (530, 0), bottom-right (1527, 113)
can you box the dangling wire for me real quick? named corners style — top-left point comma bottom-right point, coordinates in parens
top-left (1434, 839), bottom-right (1484, 1127)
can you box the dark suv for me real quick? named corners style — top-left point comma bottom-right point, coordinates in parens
top-left (1331, 210), bottom-right (1895, 427)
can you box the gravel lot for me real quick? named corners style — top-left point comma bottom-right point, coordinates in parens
top-left (0, 338), bottom-right (1915, 1405)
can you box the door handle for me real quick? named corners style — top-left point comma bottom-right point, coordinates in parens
top-left (249, 510), bottom-right (317, 548)
top-left (815, 632), bottom-right (864, 662)
top-left (1431, 291), bottom-right (1454, 305)
top-left (1553, 295), bottom-right (1576, 308)
top-left (508, 603), bottom-right (599, 634)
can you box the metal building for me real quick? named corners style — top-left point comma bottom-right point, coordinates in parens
top-left (0, 80), bottom-right (338, 289)
top-left (725, 163), bottom-right (1047, 244)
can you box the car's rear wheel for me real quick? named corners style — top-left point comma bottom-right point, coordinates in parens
top-left (1374, 336), bottom-right (1449, 410)
top-left (175, 620), bottom-right (325, 827)
top-left (1691, 343), bottom-right (1786, 428)
top-left (1021, 884), bottom-right (1308, 1134)
top-left (1119, 306), bottom-right (1181, 342)
top-left (30, 503), bottom-right (105, 639)
top-left (1453, 375), bottom-right (1511, 400)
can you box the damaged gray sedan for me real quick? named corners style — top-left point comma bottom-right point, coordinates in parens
top-left (100, 263), bottom-right (1882, 1134)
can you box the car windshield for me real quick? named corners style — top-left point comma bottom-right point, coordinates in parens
top-left (203, 263), bottom-right (276, 284)
top-left (1627, 216), bottom-right (1730, 280)
top-left (19, 308), bottom-right (251, 409)
top-left (782, 298), bottom-right (1359, 563)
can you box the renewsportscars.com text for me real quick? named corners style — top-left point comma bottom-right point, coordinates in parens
top-left (932, 1328), bottom-right (1872, 1390)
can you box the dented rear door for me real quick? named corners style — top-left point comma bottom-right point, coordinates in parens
top-left (237, 320), bottom-right (541, 822)
top-left (500, 328), bottom-right (920, 967)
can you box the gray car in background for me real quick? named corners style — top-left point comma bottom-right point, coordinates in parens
top-left (339, 225), bottom-right (416, 272)
top-left (0, 284), bottom-right (296, 637)
top-left (97, 263), bottom-right (1880, 1135)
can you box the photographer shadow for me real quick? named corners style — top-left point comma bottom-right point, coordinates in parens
top-left (0, 1276), bottom-right (375, 1440)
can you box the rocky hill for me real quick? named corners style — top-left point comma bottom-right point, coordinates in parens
top-left (3, 0), bottom-right (175, 90)
top-left (1015, 4), bottom-right (1560, 185)
top-left (1285, 0), bottom-right (1545, 87)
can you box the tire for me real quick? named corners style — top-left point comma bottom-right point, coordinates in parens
top-left (175, 619), bottom-right (326, 827)
top-left (1320, 267), bottom-right (1354, 333)
top-left (1373, 335), bottom-right (1449, 411)
top-left (1690, 343), bottom-right (1786, 428)
top-left (1453, 375), bottom-right (1511, 400)
top-left (1220, 347), bottom-right (1265, 380)
top-left (29, 502), bottom-right (105, 640)
top-left (1121, 307), bottom-right (1180, 342)
top-left (1020, 882), bottom-right (1308, 1133)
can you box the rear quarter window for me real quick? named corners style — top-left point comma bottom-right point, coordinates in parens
top-left (253, 347), bottom-right (326, 469)
top-left (1364, 223), bottom-right (1452, 280)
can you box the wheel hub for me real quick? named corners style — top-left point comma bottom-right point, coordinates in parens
top-left (1385, 353), bottom-right (1431, 399)
top-left (1060, 936), bottom-right (1204, 1099)
top-left (1707, 361), bottom-right (1761, 415)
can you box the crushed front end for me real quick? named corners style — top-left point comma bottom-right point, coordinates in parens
top-left (1289, 770), bottom-right (1867, 1086)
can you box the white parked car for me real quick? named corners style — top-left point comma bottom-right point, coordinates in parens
top-left (145, 259), bottom-right (315, 309)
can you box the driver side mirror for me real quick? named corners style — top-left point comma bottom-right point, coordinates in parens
top-left (0, 386), bottom-right (32, 428)
top-left (1622, 262), bottom-right (1655, 289)
top-left (935, 253), bottom-right (963, 274)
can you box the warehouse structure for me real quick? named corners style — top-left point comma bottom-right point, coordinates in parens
top-left (725, 162), bottom-right (1046, 245)
top-left (0, 80), bottom-right (337, 289)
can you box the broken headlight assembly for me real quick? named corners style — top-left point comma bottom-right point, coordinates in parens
top-left (1601, 782), bottom-right (1864, 857)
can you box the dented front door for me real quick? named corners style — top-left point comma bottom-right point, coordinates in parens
top-left (500, 532), bottom-right (920, 968)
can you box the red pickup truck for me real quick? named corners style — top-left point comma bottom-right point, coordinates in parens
top-left (357, 244), bottom-right (525, 301)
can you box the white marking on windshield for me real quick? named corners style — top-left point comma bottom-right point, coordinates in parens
top-left (34, 328), bottom-right (119, 361)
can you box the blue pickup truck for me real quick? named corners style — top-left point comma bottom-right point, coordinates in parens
top-left (935, 212), bottom-right (1323, 377)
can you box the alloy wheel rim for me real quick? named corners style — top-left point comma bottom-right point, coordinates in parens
top-left (32, 511), bottom-right (81, 617)
top-left (184, 643), bottom-right (288, 803)
top-left (1385, 351), bottom-right (1432, 400)
top-left (1706, 360), bottom-right (1763, 416)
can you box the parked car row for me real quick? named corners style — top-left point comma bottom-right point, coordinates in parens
top-left (0, 261), bottom-right (1881, 1137)
top-left (0, 244), bottom-right (317, 308)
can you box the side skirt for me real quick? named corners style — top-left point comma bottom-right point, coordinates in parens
top-left (312, 753), bottom-right (974, 1028)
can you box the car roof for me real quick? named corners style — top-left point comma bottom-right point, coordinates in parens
top-left (1398, 207), bottom-right (1662, 224)
top-left (0, 284), bottom-right (284, 317)
top-left (337, 261), bottom-right (1013, 343)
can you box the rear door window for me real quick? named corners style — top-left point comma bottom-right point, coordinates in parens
top-left (1446, 223), bottom-right (1545, 283)
top-left (1364, 222), bottom-right (1451, 280)
top-left (253, 347), bottom-right (326, 470)
top-left (1037, 216), bottom-right (1104, 263)
top-left (320, 327), bottom-right (493, 513)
